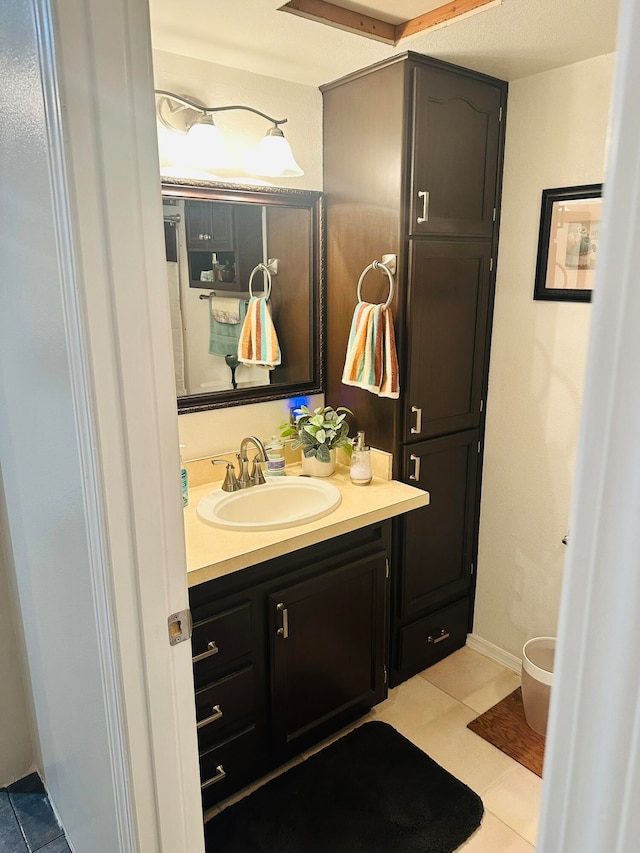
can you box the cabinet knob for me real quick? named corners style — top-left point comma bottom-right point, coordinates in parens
top-left (417, 190), bottom-right (430, 224)
top-left (199, 233), bottom-right (211, 241)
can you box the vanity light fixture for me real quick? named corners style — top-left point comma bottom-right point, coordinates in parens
top-left (155, 90), bottom-right (304, 178)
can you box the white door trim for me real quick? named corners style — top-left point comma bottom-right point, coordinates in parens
top-left (538, 2), bottom-right (640, 849)
top-left (42, 0), bottom-right (204, 849)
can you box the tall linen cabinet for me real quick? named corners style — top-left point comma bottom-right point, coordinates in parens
top-left (322, 52), bottom-right (508, 686)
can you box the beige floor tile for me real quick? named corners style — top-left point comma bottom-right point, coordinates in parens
top-left (457, 811), bottom-right (534, 852)
top-left (462, 669), bottom-right (522, 714)
top-left (482, 765), bottom-right (542, 846)
top-left (371, 674), bottom-right (459, 736)
top-left (420, 646), bottom-right (508, 702)
top-left (411, 702), bottom-right (517, 794)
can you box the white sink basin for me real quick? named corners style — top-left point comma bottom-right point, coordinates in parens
top-left (197, 477), bottom-right (342, 531)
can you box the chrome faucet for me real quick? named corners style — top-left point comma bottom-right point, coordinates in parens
top-left (211, 436), bottom-right (269, 492)
top-left (237, 436), bottom-right (269, 489)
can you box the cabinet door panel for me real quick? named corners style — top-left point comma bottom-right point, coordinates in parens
top-left (401, 431), bottom-right (479, 618)
top-left (269, 554), bottom-right (387, 760)
top-left (405, 241), bottom-right (491, 442)
top-left (185, 200), bottom-right (233, 251)
top-left (410, 66), bottom-right (502, 237)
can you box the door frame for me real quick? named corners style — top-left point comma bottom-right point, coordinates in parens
top-left (39, 0), bottom-right (204, 849)
top-left (537, 2), bottom-right (640, 849)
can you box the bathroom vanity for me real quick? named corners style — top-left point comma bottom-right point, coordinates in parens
top-left (183, 467), bottom-right (428, 809)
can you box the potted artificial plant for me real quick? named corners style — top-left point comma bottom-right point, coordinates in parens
top-left (281, 405), bottom-right (353, 477)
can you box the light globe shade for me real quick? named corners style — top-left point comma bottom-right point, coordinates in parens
top-left (186, 116), bottom-right (233, 171)
top-left (250, 127), bottom-right (304, 178)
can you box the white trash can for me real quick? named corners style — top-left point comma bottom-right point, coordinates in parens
top-left (521, 636), bottom-right (556, 736)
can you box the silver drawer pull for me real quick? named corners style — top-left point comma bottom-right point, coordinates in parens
top-left (428, 630), bottom-right (450, 645)
top-left (410, 405), bottom-right (422, 434)
top-left (409, 454), bottom-right (420, 482)
top-left (276, 602), bottom-right (289, 639)
top-left (196, 704), bottom-right (223, 729)
top-left (201, 765), bottom-right (226, 790)
top-left (417, 190), bottom-right (429, 224)
top-left (192, 640), bottom-right (219, 663)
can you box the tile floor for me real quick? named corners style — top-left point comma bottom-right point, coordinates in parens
top-left (0, 773), bottom-right (70, 853)
top-left (212, 645), bottom-right (540, 852)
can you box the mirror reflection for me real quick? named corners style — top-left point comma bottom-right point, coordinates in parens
top-left (162, 181), bottom-right (324, 413)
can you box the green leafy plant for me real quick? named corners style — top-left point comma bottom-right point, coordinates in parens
top-left (280, 405), bottom-right (353, 463)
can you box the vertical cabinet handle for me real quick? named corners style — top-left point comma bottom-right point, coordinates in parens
top-left (409, 454), bottom-right (421, 482)
top-left (276, 602), bottom-right (289, 638)
top-left (417, 190), bottom-right (429, 224)
top-left (410, 405), bottom-right (422, 434)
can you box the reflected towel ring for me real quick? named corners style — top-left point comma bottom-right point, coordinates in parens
top-left (357, 260), bottom-right (395, 310)
top-left (248, 263), bottom-right (272, 300)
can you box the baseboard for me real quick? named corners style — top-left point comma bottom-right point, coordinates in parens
top-left (466, 634), bottom-right (522, 673)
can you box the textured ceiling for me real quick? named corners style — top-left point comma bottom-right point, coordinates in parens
top-left (149, 0), bottom-right (619, 87)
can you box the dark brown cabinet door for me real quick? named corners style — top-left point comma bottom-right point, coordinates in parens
top-left (404, 240), bottom-right (492, 443)
top-left (185, 199), bottom-right (233, 251)
top-left (269, 553), bottom-right (387, 761)
top-left (401, 430), bottom-right (479, 619)
top-left (409, 65), bottom-right (502, 237)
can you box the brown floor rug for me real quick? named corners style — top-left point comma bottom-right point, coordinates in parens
top-left (467, 687), bottom-right (546, 777)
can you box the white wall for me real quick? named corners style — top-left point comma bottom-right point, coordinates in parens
top-left (0, 479), bottom-right (34, 786)
top-left (474, 53), bottom-right (616, 659)
top-left (153, 50), bottom-right (324, 459)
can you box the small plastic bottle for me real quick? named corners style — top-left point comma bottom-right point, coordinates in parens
top-left (266, 436), bottom-right (286, 477)
top-left (180, 444), bottom-right (189, 506)
top-left (350, 431), bottom-right (372, 485)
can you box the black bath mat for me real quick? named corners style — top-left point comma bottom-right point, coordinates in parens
top-left (205, 721), bottom-right (483, 852)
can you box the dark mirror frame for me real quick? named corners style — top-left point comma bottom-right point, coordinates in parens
top-left (162, 179), bottom-right (325, 414)
top-left (533, 183), bottom-right (602, 303)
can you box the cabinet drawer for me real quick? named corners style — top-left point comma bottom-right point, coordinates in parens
top-left (196, 665), bottom-right (254, 753)
top-left (192, 602), bottom-right (252, 687)
top-left (200, 726), bottom-right (261, 809)
top-left (397, 598), bottom-right (469, 680)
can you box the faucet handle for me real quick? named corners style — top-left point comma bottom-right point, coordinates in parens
top-left (250, 455), bottom-right (266, 486)
top-left (211, 459), bottom-right (241, 492)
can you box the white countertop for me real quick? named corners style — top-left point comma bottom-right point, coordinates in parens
top-left (184, 464), bottom-right (429, 587)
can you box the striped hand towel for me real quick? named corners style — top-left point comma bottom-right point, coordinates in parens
top-left (237, 297), bottom-right (281, 368)
top-left (341, 301), bottom-right (399, 398)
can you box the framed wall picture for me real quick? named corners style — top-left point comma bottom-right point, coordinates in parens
top-left (533, 184), bottom-right (603, 302)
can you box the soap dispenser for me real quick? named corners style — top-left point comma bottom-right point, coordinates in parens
top-left (350, 431), bottom-right (372, 486)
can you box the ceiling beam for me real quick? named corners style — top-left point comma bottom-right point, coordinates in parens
top-left (280, 0), bottom-right (396, 45)
top-left (280, 0), bottom-right (500, 45)
top-left (395, 0), bottom-right (499, 40)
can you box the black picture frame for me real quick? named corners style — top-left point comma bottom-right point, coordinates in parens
top-left (533, 183), bottom-right (603, 303)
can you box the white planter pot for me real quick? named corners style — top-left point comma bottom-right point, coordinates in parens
top-left (301, 449), bottom-right (336, 477)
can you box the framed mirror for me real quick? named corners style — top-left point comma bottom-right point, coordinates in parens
top-left (162, 179), bottom-right (324, 413)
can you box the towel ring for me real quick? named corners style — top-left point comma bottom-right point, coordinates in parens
top-left (248, 263), bottom-right (272, 300)
top-left (357, 260), bottom-right (395, 310)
